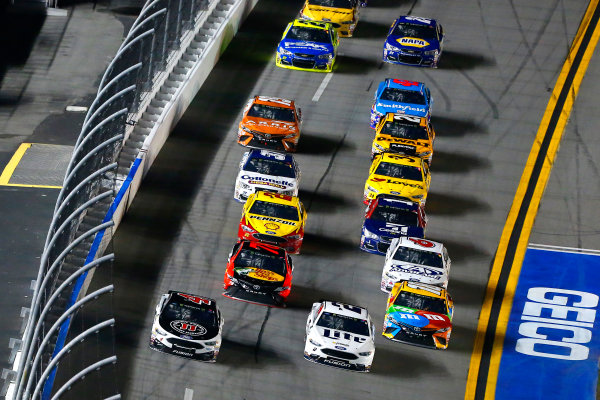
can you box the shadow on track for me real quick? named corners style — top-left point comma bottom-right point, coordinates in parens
top-left (441, 50), bottom-right (496, 70)
top-left (299, 133), bottom-right (346, 155)
top-left (426, 192), bottom-right (492, 216)
top-left (431, 150), bottom-right (492, 173)
top-left (371, 345), bottom-right (450, 377)
top-left (426, 236), bottom-right (490, 263)
top-left (335, 54), bottom-right (381, 74)
top-left (299, 189), bottom-right (351, 213)
top-left (352, 20), bottom-right (389, 39)
top-left (432, 115), bottom-right (486, 137)
top-left (286, 284), bottom-right (359, 310)
top-left (301, 232), bottom-right (357, 256)
top-left (218, 338), bottom-right (291, 366)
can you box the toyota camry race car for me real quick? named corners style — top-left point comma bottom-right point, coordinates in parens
top-left (372, 113), bottom-right (435, 164)
top-left (223, 240), bottom-right (293, 307)
top-left (150, 291), bottom-right (223, 361)
top-left (237, 96), bottom-right (302, 152)
top-left (299, 0), bottom-right (359, 37)
top-left (383, 16), bottom-right (444, 67)
top-left (381, 237), bottom-right (451, 291)
top-left (276, 19), bottom-right (339, 72)
top-left (234, 150), bottom-right (300, 202)
top-left (370, 79), bottom-right (432, 128)
top-left (360, 195), bottom-right (427, 256)
top-left (238, 191), bottom-right (307, 254)
top-left (383, 281), bottom-right (453, 349)
top-left (363, 153), bottom-right (431, 206)
top-left (304, 301), bottom-right (376, 372)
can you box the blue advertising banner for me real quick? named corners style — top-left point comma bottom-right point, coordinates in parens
top-left (495, 247), bottom-right (600, 400)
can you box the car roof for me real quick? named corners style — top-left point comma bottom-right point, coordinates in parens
top-left (292, 18), bottom-right (331, 31)
top-left (376, 196), bottom-right (420, 211)
top-left (378, 152), bottom-right (423, 166)
top-left (393, 236), bottom-right (444, 253)
top-left (252, 95), bottom-right (295, 109)
top-left (322, 301), bottom-right (369, 319)
top-left (166, 291), bottom-right (218, 308)
top-left (247, 149), bottom-right (295, 165)
top-left (238, 240), bottom-right (287, 257)
top-left (384, 78), bottom-right (427, 93)
top-left (398, 281), bottom-right (447, 299)
top-left (397, 15), bottom-right (436, 26)
top-left (383, 112), bottom-right (428, 126)
top-left (253, 191), bottom-right (301, 207)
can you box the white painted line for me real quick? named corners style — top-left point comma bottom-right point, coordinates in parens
top-left (65, 106), bottom-right (88, 112)
top-left (46, 7), bottom-right (68, 17)
top-left (312, 73), bottom-right (333, 102)
top-left (528, 243), bottom-right (600, 256)
top-left (184, 388), bottom-right (194, 400)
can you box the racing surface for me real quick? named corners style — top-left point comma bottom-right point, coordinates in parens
top-left (101, 0), bottom-right (594, 398)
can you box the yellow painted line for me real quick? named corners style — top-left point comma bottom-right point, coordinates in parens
top-left (465, 0), bottom-right (600, 399)
top-left (1, 183), bottom-right (63, 189)
top-left (0, 143), bottom-right (32, 185)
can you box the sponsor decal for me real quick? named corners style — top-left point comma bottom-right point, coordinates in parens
top-left (242, 175), bottom-right (291, 189)
top-left (335, 345), bottom-right (347, 350)
top-left (259, 150), bottom-right (287, 160)
top-left (256, 96), bottom-right (292, 106)
top-left (264, 222), bottom-right (280, 230)
top-left (379, 226), bottom-right (409, 235)
top-left (322, 328), bottom-right (367, 343)
top-left (397, 37), bottom-right (429, 48)
top-left (377, 103), bottom-right (426, 113)
top-left (324, 358), bottom-right (351, 367)
top-left (170, 320), bottom-right (207, 336)
top-left (247, 268), bottom-right (284, 282)
top-left (371, 177), bottom-right (423, 189)
top-left (172, 349), bottom-right (193, 356)
top-left (408, 238), bottom-right (435, 248)
top-left (389, 264), bottom-right (443, 278)
top-left (285, 42), bottom-right (329, 51)
top-left (404, 16), bottom-right (433, 24)
top-left (250, 215), bottom-right (296, 226)
top-left (407, 281), bottom-right (443, 295)
top-left (177, 293), bottom-right (212, 305)
top-left (391, 311), bottom-right (430, 328)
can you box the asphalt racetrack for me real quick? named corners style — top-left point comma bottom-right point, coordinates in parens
top-left (92, 0), bottom-right (595, 399)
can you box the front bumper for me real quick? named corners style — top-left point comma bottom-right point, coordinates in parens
top-left (149, 337), bottom-right (219, 361)
top-left (382, 323), bottom-right (449, 350)
top-left (276, 53), bottom-right (334, 73)
top-left (382, 48), bottom-right (438, 68)
top-left (237, 131), bottom-right (298, 153)
top-left (223, 285), bottom-right (286, 307)
top-left (303, 352), bottom-right (371, 372)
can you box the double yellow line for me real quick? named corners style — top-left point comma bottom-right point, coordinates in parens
top-left (465, 1), bottom-right (600, 399)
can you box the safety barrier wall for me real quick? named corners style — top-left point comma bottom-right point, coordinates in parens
top-left (3, 0), bottom-right (259, 398)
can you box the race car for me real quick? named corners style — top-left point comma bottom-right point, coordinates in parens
top-left (276, 19), bottom-right (339, 72)
top-left (360, 195), bottom-right (427, 256)
top-left (304, 301), bottom-right (376, 372)
top-left (372, 113), bottom-right (435, 164)
top-left (238, 191), bottom-right (307, 254)
top-left (150, 291), bottom-right (224, 361)
top-left (382, 281), bottom-right (453, 349)
top-left (237, 96), bottom-right (302, 152)
top-left (381, 237), bottom-right (451, 292)
top-left (370, 79), bottom-right (432, 128)
top-left (223, 240), bottom-right (293, 307)
top-left (299, 0), bottom-right (359, 37)
top-left (363, 153), bottom-right (431, 206)
top-left (234, 149), bottom-right (300, 202)
top-left (383, 16), bottom-right (444, 67)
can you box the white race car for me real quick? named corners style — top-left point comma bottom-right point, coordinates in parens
top-left (304, 301), bottom-right (376, 372)
top-left (150, 291), bottom-right (224, 362)
top-left (381, 237), bottom-right (451, 292)
top-left (234, 149), bottom-right (300, 202)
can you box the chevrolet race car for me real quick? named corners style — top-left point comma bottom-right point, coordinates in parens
top-left (304, 301), bottom-right (376, 372)
top-left (299, 0), bottom-right (359, 37)
top-left (383, 281), bottom-right (453, 349)
top-left (150, 291), bottom-right (223, 361)
top-left (370, 79), bottom-right (432, 128)
top-left (223, 240), bottom-right (293, 307)
top-left (234, 150), bottom-right (300, 202)
top-left (381, 237), bottom-right (450, 291)
top-left (363, 153), bottom-right (431, 206)
top-left (238, 191), bottom-right (307, 254)
top-left (360, 195), bottom-right (427, 256)
top-left (383, 16), bottom-right (444, 67)
top-left (276, 19), bottom-right (339, 72)
top-left (237, 96), bottom-right (302, 152)
top-left (372, 113), bottom-right (435, 164)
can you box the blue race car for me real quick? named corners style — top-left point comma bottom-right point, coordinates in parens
top-left (360, 195), bottom-right (427, 256)
top-left (276, 19), bottom-right (339, 73)
top-left (383, 16), bottom-right (444, 68)
top-left (370, 78), bottom-right (432, 128)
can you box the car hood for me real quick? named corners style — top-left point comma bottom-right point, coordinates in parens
top-left (386, 306), bottom-right (450, 330)
top-left (302, 5), bottom-right (353, 23)
top-left (242, 117), bottom-right (298, 134)
top-left (368, 174), bottom-right (426, 198)
top-left (374, 99), bottom-right (428, 118)
top-left (373, 134), bottom-right (431, 153)
top-left (387, 35), bottom-right (440, 51)
top-left (245, 214), bottom-right (301, 236)
top-left (157, 316), bottom-right (219, 340)
top-left (238, 172), bottom-right (297, 191)
top-left (280, 39), bottom-right (333, 55)
top-left (384, 262), bottom-right (447, 284)
top-left (311, 326), bottom-right (372, 352)
top-left (234, 266), bottom-right (285, 283)
top-left (363, 218), bottom-right (423, 238)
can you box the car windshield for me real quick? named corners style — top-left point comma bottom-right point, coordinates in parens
top-left (374, 161), bottom-right (423, 181)
top-left (245, 158), bottom-right (296, 178)
top-left (380, 88), bottom-right (426, 105)
top-left (371, 204), bottom-right (418, 225)
top-left (308, 0), bottom-right (353, 8)
top-left (380, 120), bottom-right (429, 140)
top-left (249, 200), bottom-right (299, 221)
top-left (392, 246), bottom-right (443, 268)
top-left (162, 301), bottom-right (217, 326)
top-left (392, 22), bottom-right (436, 39)
top-left (393, 292), bottom-right (447, 315)
top-left (316, 312), bottom-right (370, 336)
top-left (286, 26), bottom-right (331, 44)
top-left (234, 248), bottom-right (286, 275)
top-left (247, 103), bottom-right (295, 122)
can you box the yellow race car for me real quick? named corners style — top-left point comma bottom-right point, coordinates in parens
top-left (299, 0), bottom-right (359, 37)
top-left (238, 191), bottom-right (307, 254)
top-left (372, 113), bottom-right (435, 164)
top-left (363, 153), bottom-right (431, 205)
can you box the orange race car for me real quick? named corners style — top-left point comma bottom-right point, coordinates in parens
top-left (237, 96), bottom-right (302, 153)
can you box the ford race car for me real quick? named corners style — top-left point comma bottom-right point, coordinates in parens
top-left (304, 301), bottom-right (375, 372)
top-left (370, 79), bottom-right (432, 128)
top-left (299, 0), bottom-right (359, 37)
top-left (237, 96), bottom-right (302, 152)
top-left (381, 237), bottom-right (450, 291)
top-left (276, 19), bottom-right (339, 72)
top-left (238, 191), bottom-right (307, 254)
top-left (234, 150), bottom-right (300, 202)
top-left (150, 291), bottom-right (223, 361)
top-left (223, 240), bottom-right (293, 307)
top-left (383, 16), bottom-right (444, 67)
top-left (360, 195), bottom-right (427, 256)
top-left (372, 113), bottom-right (435, 164)
top-left (383, 281), bottom-right (453, 349)
top-left (363, 153), bottom-right (431, 206)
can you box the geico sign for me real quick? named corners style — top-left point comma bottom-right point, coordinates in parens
top-left (516, 287), bottom-right (598, 360)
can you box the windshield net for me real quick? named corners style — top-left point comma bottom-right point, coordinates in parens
top-left (234, 248), bottom-right (286, 275)
top-left (371, 204), bottom-right (418, 225)
top-left (374, 161), bottom-right (423, 181)
top-left (162, 301), bottom-right (217, 326)
top-left (392, 246), bottom-right (443, 268)
top-left (316, 312), bottom-right (370, 336)
top-left (286, 26), bottom-right (331, 44)
top-left (247, 104), bottom-right (295, 122)
top-left (380, 88), bottom-right (426, 105)
top-left (393, 292), bottom-right (447, 315)
top-left (391, 22), bottom-right (436, 40)
top-left (308, 0), bottom-right (353, 8)
top-left (249, 200), bottom-right (299, 221)
top-left (380, 120), bottom-right (428, 140)
top-left (245, 157), bottom-right (296, 178)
